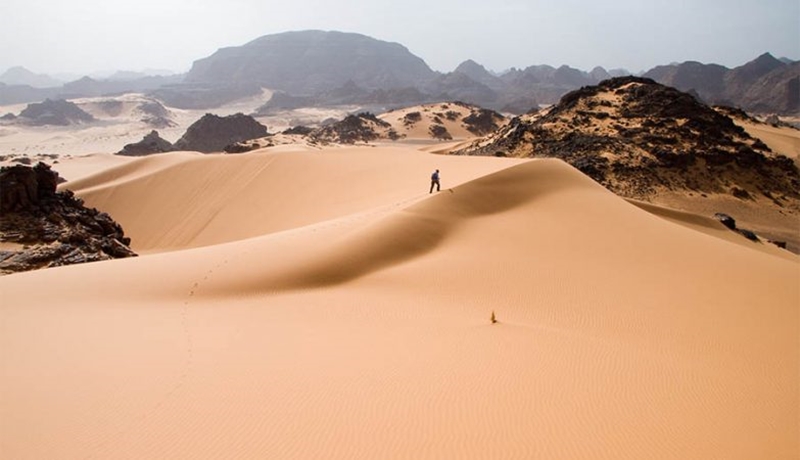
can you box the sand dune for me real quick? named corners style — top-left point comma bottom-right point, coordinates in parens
top-left (65, 147), bottom-right (529, 252)
top-left (738, 120), bottom-right (800, 158)
top-left (1, 147), bottom-right (797, 459)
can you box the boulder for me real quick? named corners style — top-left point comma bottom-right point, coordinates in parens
top-left (713, 213), bottom-right (737, 230)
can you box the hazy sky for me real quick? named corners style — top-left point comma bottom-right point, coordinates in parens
top-left (1, 0), bottom-right (798, 76)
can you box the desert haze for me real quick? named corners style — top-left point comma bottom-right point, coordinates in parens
top-left (1, 140), bottom-right (798, 458)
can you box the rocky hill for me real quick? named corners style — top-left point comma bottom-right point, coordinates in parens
top-left (118, 130), bottom-right (175, 156)
top-left (16, 99), bottom-right (95, 126)
top-left (173, 113), bottom-right (269, 153)
top-left (284, 102), bottom-right (508, 145)
top-left (379, 102), bottom-right (507, 140)
top-left (0, 163), bottom-right (136, 275)
top-left (307, 113), bottom-right (400, 144)
top-left (457, 77), bottom-right (799, 207)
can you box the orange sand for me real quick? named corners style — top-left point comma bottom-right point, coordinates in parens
top-left (1, 146), bottom-right (797, 459)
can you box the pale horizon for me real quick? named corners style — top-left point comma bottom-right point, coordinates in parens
top-left (1, 0), bottom-right (798, 78)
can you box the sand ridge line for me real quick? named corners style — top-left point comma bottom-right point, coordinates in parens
top-left (200, 159), bottom-right (590, 296)
top-left (66, 147), bottom-right (532, 252)
top-left (183, 191), bottom-right (438, 300)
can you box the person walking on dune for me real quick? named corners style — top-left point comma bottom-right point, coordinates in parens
top-left (430, 169), bottom-right (440, 193)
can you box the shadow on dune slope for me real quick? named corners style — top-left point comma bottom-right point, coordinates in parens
top-left (214, 159), bottom-right (604, 293)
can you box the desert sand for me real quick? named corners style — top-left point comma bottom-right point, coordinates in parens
top-left (1, 138), bottom-right (798, 459)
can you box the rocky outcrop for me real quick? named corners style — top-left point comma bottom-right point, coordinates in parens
top-left (713, 212), bottom-right (785, 246)
top-left (457, 77), bottom-right (800, 205)
top-left (17, 99), bottom-right (95, 126)
top-left (117, 130), bottom-right (175, 156)
top-left (173, 113), bottom-right (268, 153)
top-left (0, 163), bottom-right (136, 275)
top-left (0, 162), bottom-right (61, 212)
top-left (309, 113), bottom-right (399, 144)
top-left (461, 106), bottom-right (505, 136)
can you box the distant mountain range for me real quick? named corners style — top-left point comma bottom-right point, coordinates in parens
top-left (643, 53), bottom-right (799, 114)
top-left (1, 31), bottom-right (797, 114)
top-left (0, 67), bottom-right (63, 88)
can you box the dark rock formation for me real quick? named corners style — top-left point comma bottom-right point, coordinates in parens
top-left (1, 162), bottom-right (59, 212)
top-left (0, 163), bottom-right (136, 275)
top-left (223, 142), bottom-right (262, 154)
top-left (461, 106), bottom-right (505, 136)
top-left (18, 99), bottom-right (95, 126)
top-left (117, 130), bottom-right (175, 156)
top-left (173, 113), bottom-right (268, 153)
top-left (282, 126), bottom-right (314, 136)
top-left (714, 213), bottom-right (737, 230)
top-left (309, 112), bottom-right (397, 144)
top-left (457, 77), bottom-right (800, 205)
top-left (713, 212), bottom-right (775, 244)
top-left (429, 124), bottom-right (452, 140)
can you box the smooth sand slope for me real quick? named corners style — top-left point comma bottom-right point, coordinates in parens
top-left (63, 147), bottom-right (530, 253)
top-left (1, 148), bottom-right (798, 459)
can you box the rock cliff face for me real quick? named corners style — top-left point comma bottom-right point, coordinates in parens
top-left (173, 113), bottom-right (269, 153)
top-left (0, 163), bottom-right (136, 275)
